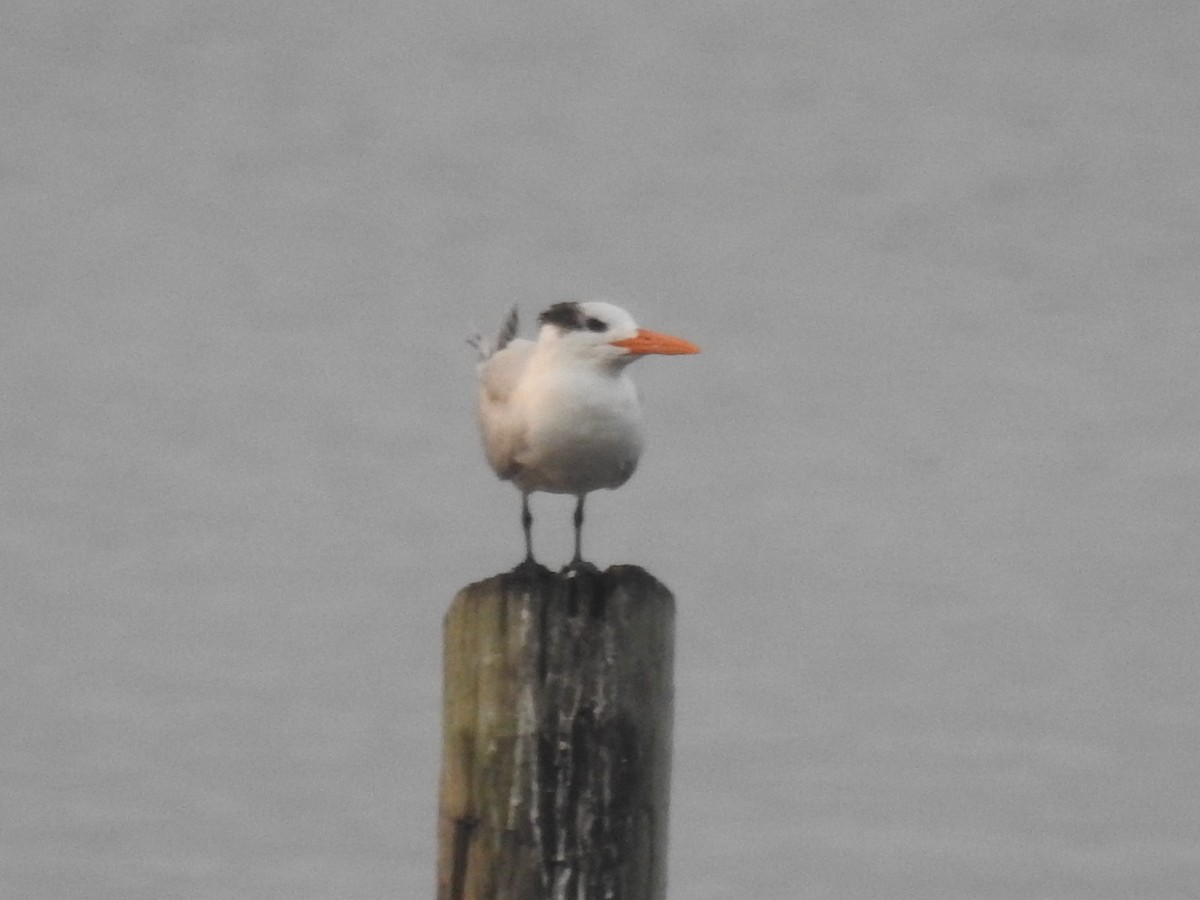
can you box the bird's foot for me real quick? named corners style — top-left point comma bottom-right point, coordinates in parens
top-left (562, 557), bottom-right (601, 578)
top-left (512, 555), bottom-right (550, 578)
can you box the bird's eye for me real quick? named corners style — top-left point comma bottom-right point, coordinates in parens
top-left (584, 317), bottom-right (607, 332)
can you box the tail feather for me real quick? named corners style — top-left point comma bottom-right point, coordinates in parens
top-left (468, 305), bottom-right (519, 359)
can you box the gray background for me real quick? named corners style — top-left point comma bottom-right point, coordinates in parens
top-left (4, 2), bottom-right (1199, 898)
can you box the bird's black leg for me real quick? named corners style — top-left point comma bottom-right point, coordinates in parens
top-left (571, 495), bottom-right (585, 566)
top-left (521, 494), bottom-right (535, 563)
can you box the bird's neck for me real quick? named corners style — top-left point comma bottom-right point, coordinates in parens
top-left (534, 344), bottom-right (631, 378)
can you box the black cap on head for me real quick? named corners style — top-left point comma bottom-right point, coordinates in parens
top-left (538, 301), bottom-right (586, 330)
top-left (538, 301), bottom-right (612, 334)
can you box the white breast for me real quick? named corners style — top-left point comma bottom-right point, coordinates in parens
top-left (509, 364), bottom-right (644, 494)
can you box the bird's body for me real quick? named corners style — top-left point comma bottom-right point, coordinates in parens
top-left (472, 300), bottom-right (699, 565)
top-left (480, 334), bottom-right (644, 495)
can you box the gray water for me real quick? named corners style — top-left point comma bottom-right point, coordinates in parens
top-left (4, 2), bottom-right (1199, 897)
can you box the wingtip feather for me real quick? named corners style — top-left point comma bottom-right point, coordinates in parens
top-left (470, 305), bottom-right (520, 359)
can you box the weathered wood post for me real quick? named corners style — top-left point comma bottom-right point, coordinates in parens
top-left (436, 563), bottom-right (675, 900)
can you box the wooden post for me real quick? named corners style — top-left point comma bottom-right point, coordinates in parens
top-left (436, 563), bottom-right (675, 900)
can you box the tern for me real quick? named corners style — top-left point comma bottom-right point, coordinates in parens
top-left (470, 300), bottom-right (700, 567)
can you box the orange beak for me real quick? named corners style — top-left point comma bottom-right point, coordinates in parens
top-left (610, 328), bottom-right (700, 356)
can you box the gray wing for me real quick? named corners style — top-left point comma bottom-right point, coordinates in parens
top-left (467, 305), bottom-right (519, 361)
top-left (476, 337), bottom-right (534, 481)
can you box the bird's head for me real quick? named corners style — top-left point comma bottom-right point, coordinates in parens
top-left (536, 300), bottom-right (700, 367)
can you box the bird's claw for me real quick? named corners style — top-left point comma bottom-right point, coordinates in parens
top-left (562, 558), bottom-right (600, 578)
top-left (511, 556), bottom-right (550, 579)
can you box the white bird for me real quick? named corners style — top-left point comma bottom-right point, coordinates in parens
top-left (471, 300), bottom-right (700, 567)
